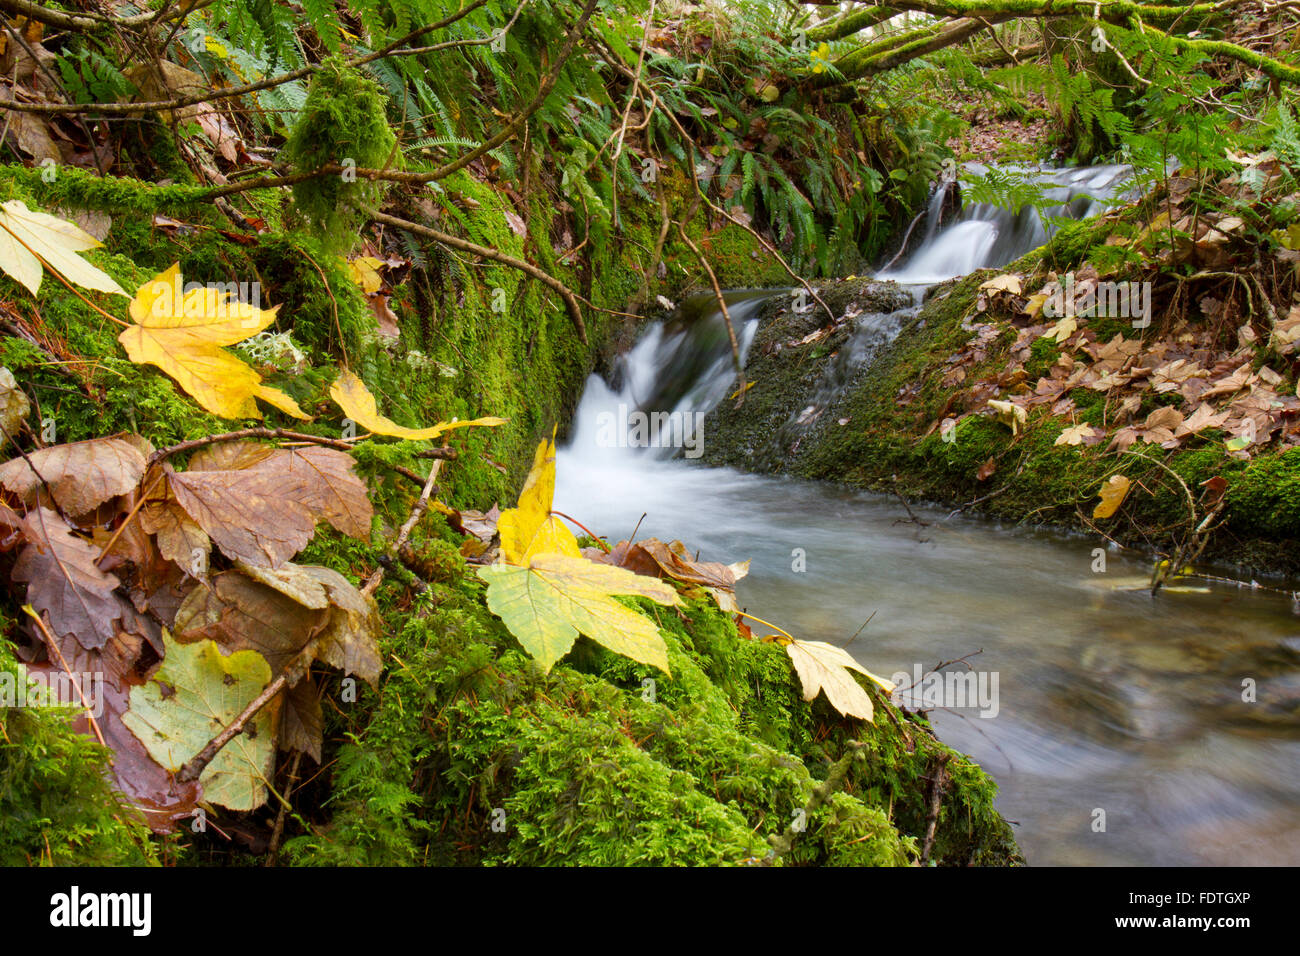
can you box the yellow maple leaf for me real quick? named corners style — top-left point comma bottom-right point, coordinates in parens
top-left (784, 639), bottom-right (895, 721)
top-left (0, 200), bottom-right (126, 297)
top-left (478, 554), bottom-right (679, 674)
top-left (328, 369), bottom-right (506, 440)
top-left (497, 431), bottom-right (581, 565)
top-left (118, 264), bottom-right (308, 420)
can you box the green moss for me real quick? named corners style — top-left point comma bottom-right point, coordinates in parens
top-left (282, 57), bottom-right (398, 249)
top-left (0, 639), bottom-right (160, 866)
top-left (278, 563), bottom-right (1018, 867)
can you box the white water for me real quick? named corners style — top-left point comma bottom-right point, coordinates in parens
top-left (554, 166), bottom-right (1300, 866)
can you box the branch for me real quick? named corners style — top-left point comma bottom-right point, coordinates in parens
top-left (362, 456), bottom-right (444, 596)
top-left (364, 207), bottom-right (588, 343)
top-left (806, 5), bottom-right (898, 42)
top-left (149, 427), bottom-right (442, 485)
top-left (1, 0), bottom-right (493, 116)
top-left (0, 0), bottom-right (214, 31)
top-left (176, 667), bottom-right (293, 785)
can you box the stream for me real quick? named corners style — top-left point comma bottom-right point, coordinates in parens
top-left (554, 165), bottom-right (1300, 866)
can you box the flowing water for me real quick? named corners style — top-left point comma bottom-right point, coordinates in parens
top-left (554, 166), bottom-right (1300, 866)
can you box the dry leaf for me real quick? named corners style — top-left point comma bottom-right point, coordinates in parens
top-left (1093, 474), bottom-right (1131, 520)
top-left (785, 639), bottom-right (894, 721)
top-left (0, 437), bottom-right (145, 515)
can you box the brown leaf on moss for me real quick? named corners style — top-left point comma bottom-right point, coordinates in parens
top-left (173, 569), bottom-right (326, 682)
top-left (0, 437), bottom-right (146, 516)
top-left (25, 626), bottom-right (201, 833)
top-left (166, 464), bottom-right (319, 569)
top-left (13, 507), bottom-right (128, 649)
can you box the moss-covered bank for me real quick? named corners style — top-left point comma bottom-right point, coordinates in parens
top-left (702, 226), bottom-right (1300, 579)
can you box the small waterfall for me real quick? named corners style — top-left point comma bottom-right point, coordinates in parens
top-left (879, 163), bottom-right (1132, 284)
top-left (569, 163), bottom-right (1133, 459)
top-left (565, 292), bottom-right (768, 464)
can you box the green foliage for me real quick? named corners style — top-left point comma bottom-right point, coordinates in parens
top-left (0, 641), bottom-right (159, 866)
top-left (282, 57), bottom-right (398, 250)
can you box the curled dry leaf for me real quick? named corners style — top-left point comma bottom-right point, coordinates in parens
top-left (588, 536), bottom-right (750, 613)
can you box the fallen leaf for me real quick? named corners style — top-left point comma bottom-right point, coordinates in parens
top-left (0, 367), bottom-right (30, 446)
top-left (478, 554), bottom-right (679, 674)
top-left (785, 639), bottom-right (894, 721)
top-left (496, 432), bottom-right (580, 565)
top-left (987, 399), bottom-right (1027, 436)
top-left (1093, 474), bottom-right (1131, 520)
top-left (123, 631), bottom-right (276, 811)
top-left (0, 200), bottom-right (127, 297)
top-left (13, 507), bottom-right (127, 650)
top-left (346, 256), bottom-right (384, 294)
top-left (0, 437), bottom-right (145, 515)
top-left (118, 264), bottom-right (307, 420)
top-left (1055, 423), bottom-right (1100, 446)
top-left (328, 369), bottom-right (506, 441)
top-left (979, 273), bottom-right (1022, 295)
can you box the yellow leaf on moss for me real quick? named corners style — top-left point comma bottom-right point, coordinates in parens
top-left (1093, 474), bottom-right (1131, 519)
top-left (118, 264), bottom-right (309, 421)
top-left (478, 554), bottom-right (678, 674)
top-left (345, 256), bottom-right (384, 294)
top-left (0, 200), bottom-right (126, 297)
top-left (328, 369), bottom-right (506, 441)
top-left (497, 432), bottom-right (580, 564)
top-left (785, 639), bottom-right (895, 721)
